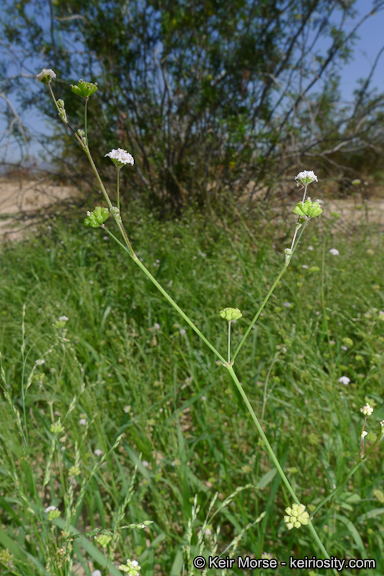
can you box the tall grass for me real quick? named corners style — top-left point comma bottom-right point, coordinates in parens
top-left (0, 204), bottom-right (383, 574)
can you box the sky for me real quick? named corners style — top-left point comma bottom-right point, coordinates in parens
top-left (1, 0), bottom-right (383, 166)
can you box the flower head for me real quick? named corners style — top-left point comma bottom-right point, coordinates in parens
top-left (293, 199), bottom-right (322, 219)
top-left (295, 171), bottom-right (318, 186)
top-left (105, 148), bottom-right (134, 168)
top-left (94, 449), bottom-right (103, 457)
top-left (360, 403), bottom-right (373, 417)
top-left (71, 79), bottom-right (98, 98)
top-left (84, 206), bottom-right (110, 228)
top-left (37, 69), bottom-right (56, 84)
top-left (219, 307), bottom-right (242, 322)
top-left (329, 248), bottom-right (340, 256)
top-left (283, 503), bottom-right (310, 530)
top-left (119, 559), bottom-right (141, 575)
top-left (338, 376), bottom-right (350, 385)
top-left (92, 571), bottom-right (102, 576)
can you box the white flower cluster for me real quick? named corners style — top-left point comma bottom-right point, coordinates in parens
top-left (105, 148), bottom-right (134, 167)
top-left (295, 171), bottom-right (318, 185)
top-left (37, 69), bottom-right (56, 84)
top-left (338, 376), bottom-right (350, 385)
top-left (360, 403), bottom-right (373, 417)
top-left (284, 503), bottom-right (310, 530)
top-left (119, 559), bottom-right (141, 575)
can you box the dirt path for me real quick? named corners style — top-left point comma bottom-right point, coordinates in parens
top-left (1, 178), bottom-right (384, 243)
top-left (0, 177), bottom-right (80, 241)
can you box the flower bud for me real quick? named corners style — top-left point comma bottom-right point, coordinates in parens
top-left (219, 308), bottom-right (242, 322)
top-left (84, 206), bottom-right (110, 228)
top-left (284, 248), bottom-right (292, 265)
top-left (71, 80), bottom-right (98, 98)
top-left (57, 99), bottom-right (67, 123)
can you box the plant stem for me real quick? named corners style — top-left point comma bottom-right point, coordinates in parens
top-left (227, 366), bottom-right (335, 568)
top-left (83, 147), bottom-right (135, 257)
top-left (232, 219), bottom-right (309, 363)
top-left (117, 167), bottom-right (121, 211)
top-left (103, 227), bottom-right (226, 365)
top-left (228, 321), bottom-right (231, 363)
top-left (84, 97), bottom-right (88, 147)
top-left (311, 431), bottom-right (384, 518)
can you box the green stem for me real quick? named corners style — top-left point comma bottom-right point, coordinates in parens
top-left (227, 366), bottom-right (335, 568)
top-left (83, 147), bottom-right (135, 257)
top-left (311, 432), bottom-right (384, 519)
top-left (84, 97), bottom-right (88, 147)
top-left (117, 167), bottom-right (121, 211)
top-left (232, 264), bottom-right (287, 363)
top-left (103, 227), bottom-right (226, 365)
top-left (232, 219), bottom-right (309, 363)
top-left (228, 321), bottom-right (231, 363)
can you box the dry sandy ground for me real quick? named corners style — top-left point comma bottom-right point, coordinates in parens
top-left (1, 178), bottom-right (384, 243)
top-left (0, 177), bottom-right (81, 241)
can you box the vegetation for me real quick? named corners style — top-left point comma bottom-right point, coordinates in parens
top-left (2, 0), bottom-right (384, 208)
top-left (1, 202), bottom-right (384, 574)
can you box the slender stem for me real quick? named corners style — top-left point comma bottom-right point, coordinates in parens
top-left (48, 84), bottom-right (83, 147)
top-left (103, 227), bottom-right (226, 365)
top-left (117, 167), bottom-right (121, 211)
top-left (311, 432), bottom-right (384, 519)
top-left (302, 183), bottom-right (308, 202)
top-left (83, 147), bottom-right (135, 257)
top-left (227, 366), bottom-right (335, 568)
top-left (84, 97), bottom-right (89, 147)
top-left (228, 321), bottom-right (231, 363)
top-left (232, 264), bottom-right (288, 363)
top-left (232, 219), bottom-right (309, 364)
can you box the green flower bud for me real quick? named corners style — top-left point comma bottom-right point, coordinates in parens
top-left (71, 80), bottom-right (98, 98)
top-left (219, 307), bottom-right (242, 322)
top-left (69, 466), bottom-right (81, 477)
top-left (50, 420), bottom-right (65, 435)
top-left (352, 179), bottom-right (361, 186)
top-left (293, 199), bottom-right (322, 219)
top-left (306, 201), bottom-right (322, 218)
top-left (84, 206), bottom-right (110, 228)
top-left (57, 99), bottom-right (67, 123)
top-left (46, 508), bottom-right (61, 521)
top-left (342, 337), bottom-right (353, 348)
top-left (95, 533), bottom-right (112, 547)
top-left (283, 503), bottom-right (309, 530)
top-left (309, 266), bottom-right (320, 273)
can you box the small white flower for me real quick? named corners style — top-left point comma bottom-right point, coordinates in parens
top-left (180, 328), bottom-right (186, 335)
top-left (307, 245), bottom-right (314, 251)
top-left (35, 359), bottom-right (45, 366)
top-left (201, 396), bottom-right (206, 401)
top-left (45, 505), bottom-right (57, 512)
top-left (58, 316), bottom-right (69, 322)
top-left (123, 405), bottom-right (131, 413)
top-left (37, 68), bottom-right (56, 83)
top-left (94, 449), bottom-right (103, 457)
top-left (153, 323), bottom-right (161, 330)
top-left (295, 171), bottom-right (318, 185)
top-left (329, 248), bottom-right (339, 256)
top-left (360, 403), bottom-right (373, 416)
top-left (79, 418), bottom-right (87, 426)
top-left (302, 265), bottom-right (309, 269)
top-left (341, 345), bottom-right (347, 351)
top-left (142, 461), bottom-right (149, 467)
top-left (361, 431), bottom-right (368, 438)
top-left (92, 571), bottom-right (102, 576)
top-left (283, 302), bottom-right (291, 307)
top-left (338, 376), bottom-right (350, 385)
top-left (105, 148), bottom-right (134, 167)
top-left (131, 561), bottom-right (138, 567)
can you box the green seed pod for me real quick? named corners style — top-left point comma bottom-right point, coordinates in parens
top-left (71, 79), bottom-right (98, 98)
top-left (219, 307), bottom-right (242, 322)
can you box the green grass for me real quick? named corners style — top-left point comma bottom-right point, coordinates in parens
top-left (0, 204), bottom-right (384, 575)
